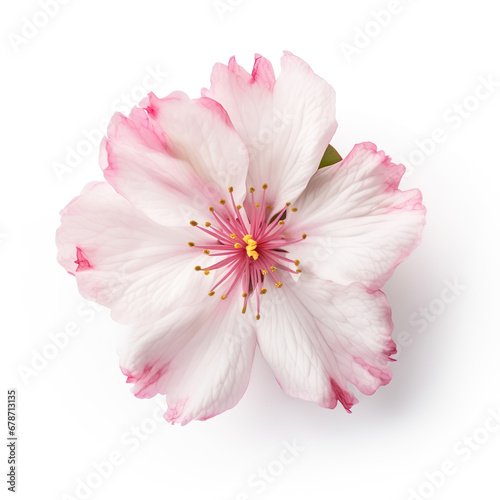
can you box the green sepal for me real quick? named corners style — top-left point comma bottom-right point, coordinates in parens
top-left (318, 144), bottom-right (342, 169)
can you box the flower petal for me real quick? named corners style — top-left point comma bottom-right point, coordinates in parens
top-left (101, 92), bottom-right (249, 227)
top-left (257, 272), bottom-right (396, 410)
top-left (202, 52), bottom-right (337, 208)
top-left (285, 142), bottom-right (426, 290)
top-left (119, 293), bottom-right (257, 425)
top-left (56, 182), bottom-right (214, 324)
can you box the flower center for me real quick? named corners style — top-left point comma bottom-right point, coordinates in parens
top-left (188, 184), bottom-right (306, 320)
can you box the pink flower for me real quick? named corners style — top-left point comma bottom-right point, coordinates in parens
top-left (56, 52), bottom-right (425, 425)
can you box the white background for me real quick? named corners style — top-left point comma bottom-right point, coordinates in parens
top-left (2, 1), bottom-right (499, 499)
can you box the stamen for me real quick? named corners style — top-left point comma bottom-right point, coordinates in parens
top-left (262, 183), bottom-right (268, 189)
top-left (221, 295), bottom-right (227, 300)
top-left (228, 186), bottom-right (233, 193)
top-left (196, 225), bottom-right (234, 245)
top-left (219, 199), bottom-right (226, 205)
top-left (302, 234), bottom-right (307, 239)
top-left (190, 220), bottom-right (198, 226)
top-left (228, 189), bottom-right (248, 235)
top-left (208, 291), bottom-right (215, 296)
top-left (260, 203), bottom-right (288, 239)
top-left (260, 288), bottom-right (267, 294)
top-left (202, 256), bottom-right (239, 272)
top-left (205, 222), bottom-right (211, 227)
top-left (249, 187), bottom-right (255, 193)
top-left (203, 249), bottom-right (210, 255)
top-left (275, 282), bottom-right (283, 288)
top-left (211, 211), bottom-right (239, 239)
top-left (194, 266), bottom-right (202, 271)
top-left (188, 242), bottom-right (195, 247)
top-left (291, 207), bottom-right (298, 212)
top-left (294, 260), bottom-right (300, 266)
top-left (256, 314), bottom-right (261, 320)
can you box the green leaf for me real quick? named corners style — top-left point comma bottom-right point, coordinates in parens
top-left (318, 144), bottom-right (342, 169)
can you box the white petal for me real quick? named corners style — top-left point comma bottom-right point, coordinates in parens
top-left (257, 272), bottom-right (396, 410)
top-left (203, 52), bottom-right (337, 209)
top-left (56, 182), bottom-right (214, 324)
top-left (119, 293), bottom-right (257, 425)
top-left (101, 92), bottom-right (249, 227)
top-left (284, 142), bottom-right (426, 289)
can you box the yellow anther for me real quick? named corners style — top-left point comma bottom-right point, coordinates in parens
top-left (247, 249), bottom-right (259, 260)
top-left (228, 186), bottom-right (234, 193)
top-left (267, 205), bottom-right (273, 210)
top-left (302, 234), bottom-right (307, 239)
top-left (242, 305), bottom-right (247, 314)
top-left (205, 222), bottom-right (211, 227)
top-left (242, 292), bottom-right (248, 298)
top-left (260, 288), bottom-right (267, 295)
top-left (208, 291), bottom-right (215, 296)
top-left (262, 183), bottom-right (268, 189)
top-left (275, 282), bottom-right (283, 288)
top-left (295, 260), bottom-right (300, 266)
top-left (188, 242), bottom-right (195, 247)
top-left (203, 249), bottom-right (210, 255)
top-left (291, 207), bottom-right (298, 212)
top-left (219, 199), bottom-right (226, 205)
top-left (234, 243), bottom-right (242, 249)
top-left (278, 220), bottom-right (285, 225)
top-left (255, 203), bottom-right (260, 208)
top-left (296, 269), bottom-right (302, 274)
top-left (270, 266), bottom-right (277, 272)
top-left (209, 206), bottom-right (214, 212)
top-left (190, 220), bottom-right (198, 227)
top-left (221, 295), bottom-right (227, 300)
top-left (236, 205), bottom-right (242, 210)
top-left (261, 270), bottom-right (268, 275)
top-left (230, 233), bottom-right (236, 239)
top-left (249, 187), bottom-right (255, 193)
top-left (256, 314), bottom-right (261, 320)
top-left (243, 234), bottom-right (259, 260)
top-left (194, 266), bottom-right (202, 271)
top-left (286, 202), bottom-right (291, 207)
top-left (204, 270), bottom-right (210, 275)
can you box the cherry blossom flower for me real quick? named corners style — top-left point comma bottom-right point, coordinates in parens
top-left (56, 52), bottom-right (425, 424)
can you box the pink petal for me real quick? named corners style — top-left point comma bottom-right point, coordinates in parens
top-left (257, 272), bottom-right (396, 411)
top-left (202, 51), bottom-right (337, 208)
top-left (284, 142), bottom-right (426, 290)
top-left (101, 91), bottom-right (249, 227)
top-left (119, 293), bottom-right (257, 425)
top-left (56, 182), bottom-right (214, 324)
